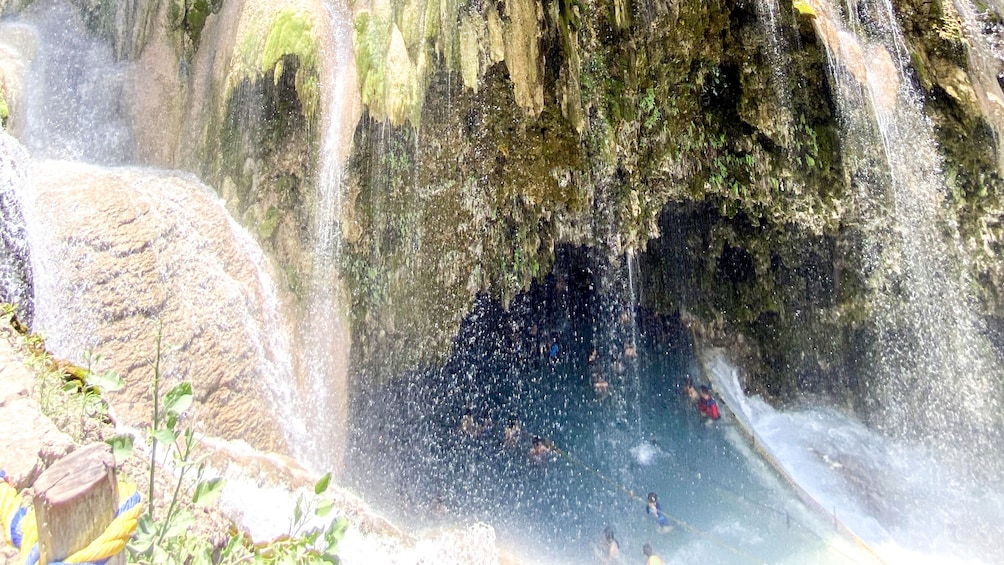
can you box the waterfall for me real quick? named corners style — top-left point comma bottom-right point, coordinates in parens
top-left (754, 0), bottom-right (794, 130)
top-left (0, 132), bottom-right (33, 323)
top-left (292, 0), bottom-right (358, 474)
top-left (12, 0), bottom-right (135, 164)
top-left (13, 158), bottom-right (299, 452)
top-left (1, 0), bottom-right (313, 455)
top-left (624, 251), bottom-right (642, 439)
top-left (809, 0), bottom-right (1004, 472)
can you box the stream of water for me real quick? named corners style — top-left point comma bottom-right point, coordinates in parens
top-left (710, 351), bottom-right (1004, 565)
top-left (810, 0), bottom-right (1004, 470)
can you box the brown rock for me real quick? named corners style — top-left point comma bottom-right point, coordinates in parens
top-left (0, 333), bottom-right (74, 489)
top-left (22, 161), bottom-right (293, 455)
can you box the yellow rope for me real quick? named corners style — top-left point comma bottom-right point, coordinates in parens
top-left (64, 502), bottom-right (141, 563)
top-left (1, 479), bottom-right (20, 545)
top-left (0, 475), bottom-right (140, 564)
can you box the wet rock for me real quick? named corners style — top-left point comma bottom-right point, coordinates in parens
top-left (0, 330), bottom-right (74, 490)
top-left (23, 161), bottom-right (292, 455)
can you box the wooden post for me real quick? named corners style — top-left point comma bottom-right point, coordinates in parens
top-left (32, 443), bottom-right (123, 565)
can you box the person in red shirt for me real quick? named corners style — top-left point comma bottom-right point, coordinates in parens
top-left (697, 385), bottom-right (720, 420)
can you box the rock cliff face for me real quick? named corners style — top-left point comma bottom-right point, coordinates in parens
top-left (340, 0), bottom-right (1004, 400)
top-left (22, 160), bottom-right (292, 453)
top-left (4, 0), bottom-right (1004, 404)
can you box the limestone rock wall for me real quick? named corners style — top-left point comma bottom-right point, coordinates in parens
top-left (22, 161), bottom-right (292, 453)
top-left (342, 0), bottom-right (856, 387)
top-left (6, 0), bottom-right (1004, 402)
top-left (342, 0), bottom-right (1004, 398)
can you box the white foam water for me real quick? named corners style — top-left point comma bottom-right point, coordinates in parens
top-left (707, 349), bottom-right (1004, 565)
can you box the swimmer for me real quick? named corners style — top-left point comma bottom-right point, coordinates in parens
top-left (643, 543), bottom-right (665, 565)
top-left (682, 375), bottom-right (698, 401)
top-left (504, 417), bottom-right (522, 447)
top-left (529, 435), bottom-right (553, 465)
top-left (591, 371), bottom-right (610, 397)
top-left (697, 385), bottom-right (721, 421)
top-left (460, 408), bottom-right (478, 436)
top-left (645, 492), bottom-right (673, 533)
top-left (595, 526), bottom-right (620, 564)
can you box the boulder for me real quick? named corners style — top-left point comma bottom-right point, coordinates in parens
top-left (22, 160), bottom-right (294, 455)
top-left (0, 329), bottom-right (74, 490)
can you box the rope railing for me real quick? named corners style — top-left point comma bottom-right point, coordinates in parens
top-left (687, 325), bottom-right (886, 564)
top-left (1, 470), bottom-right (141, 565)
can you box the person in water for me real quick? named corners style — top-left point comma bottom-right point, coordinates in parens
top-left (697, 385), bottom-right (721, 420)
top-left (682, 375), bottom-right (698, 402)
top-left (592, 373), bottom-right (610, 396)
top-left (504, 417), bottom-right (521, 447)
top-left (643, 543), bottom-right (665, 565)
top-left (460, 408), bottom-right (478, 436)
top-left (549, 337), bottom-right (560, 362)
top-left (595, 525), bottom-right (620, 564)
top-left (529, 435), bottom-right (553, 464)
top-left (646, 492), bottom-right (672, 532)
top-left (624, 341), bottom-right (637, 359)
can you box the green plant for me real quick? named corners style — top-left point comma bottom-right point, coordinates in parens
top-left (0, 93), bottom-right (8, 129)
top-left (118, 330), bottom-right (348, 564)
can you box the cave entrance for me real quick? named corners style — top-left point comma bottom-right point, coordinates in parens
top-left (343, 246), bottom-right (842, 563)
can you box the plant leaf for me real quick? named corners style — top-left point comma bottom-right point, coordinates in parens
top-left (152, 428), bottom-right (177, 446)
top-left (193, 477), bottom-right (225, 507)
top-left (163, 381), bottom-right (194, 416)
top-left (314, 472), bottom-right (331, 495)
top-left (293, 501), bottom-right (303, 528)
top-left (315, 498), bottom-right (335, 517)
top-left (164, 509), bottom-right (196, 539)
top-left (324, 517), bottom-right (349, 552)
top-left (88, 369), bottom-right (125, 392)
top-left (106, 434), bottom-right (134, 463)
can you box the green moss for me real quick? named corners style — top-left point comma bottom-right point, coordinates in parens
top-left (0, 94), bottom-right (8, 129)
top-left (168, 0), bottom-right (222, 57)
top-left (793, 0), bottom-right (816, 17)
top-left (262, 10), bottom-right (318, 77)
top-left (261, 10), bottom-right (320, 122)
top-left (258, 206), bottom-right (281, 240)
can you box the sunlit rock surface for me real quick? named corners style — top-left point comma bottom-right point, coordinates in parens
top-left (22, 161), bottom-right (293, 454)
top-left (0, 326), bottom-right (73, 490)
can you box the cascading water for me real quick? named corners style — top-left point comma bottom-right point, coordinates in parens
top-left (0, 132), bottom-right (33, 323)
top-left (809, 0), bottom-right (1004, 472)
top-left (13, 0), bottom-right (135, 164)
top-left (17, 158), bottom-right (300, 451)
top-left (709, 350), bottom-right (1004, 563)
top-left (291, 0), bottom-right (358, 475)
top-left (1, 0), bottom-right (302, 453)
top-left (753, 0), bottom-right (794, 129)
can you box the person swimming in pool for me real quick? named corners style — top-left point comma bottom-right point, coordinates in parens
top-left (529, 435), bottom-right (553, 465)
top-left (595, 525), bottom-right (621, 564)
top-left (504, 417), bottom-right (522, 447)
top-left (697, 385), bottom-right (720, 421)
top-left (643, 542), bottom-right (665, 565)
top-left (682, 375), bottom-right (698, 402)
top-left (645, 492), bottom-right (672, 533)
